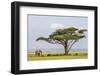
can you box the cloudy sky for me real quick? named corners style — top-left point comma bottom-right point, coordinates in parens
top-left (27, 15), bottom-right (88, 52)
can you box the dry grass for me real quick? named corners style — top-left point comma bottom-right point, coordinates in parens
top-left (27, 51), bottom-right (88, 61)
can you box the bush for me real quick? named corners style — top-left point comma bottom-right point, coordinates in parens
top-left (67, 54), bottom-right (71, 56)
top-left (41, 55), bottom-right (44, 57)
top-left (52, 54), bottom-right (56, 56)
top-left (46, 53), bottom-right (73, 56)
top-left (83, 53), bottom-right (88, 56)
top-left (74, 53), bottom-right (78, 56)
top-left (60, 54), bottom-right (65, 56)
top-left (47, 54), bottom-right (51, 56)
top-left (55, 54), bottom-right (59, 56)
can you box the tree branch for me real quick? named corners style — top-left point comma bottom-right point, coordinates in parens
top-left (47, 39), bottom-right (65, 45)
top-left (67, 40), bottom-right (78, 52)
top-left (67, 40), bottom-right (73, 47)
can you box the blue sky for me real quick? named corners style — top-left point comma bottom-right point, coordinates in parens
top-left (27, 15), bottom-right (88, 52)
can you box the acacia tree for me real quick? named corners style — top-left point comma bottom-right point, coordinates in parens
top-left (36, 27), bottom-right (87, 55)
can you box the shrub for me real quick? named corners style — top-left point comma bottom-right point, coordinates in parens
top-left (67, 54), bottom-right (71, 56)
top-left (83, 53), bottom-right (88, 56)
top-left (59, 54), bottom-right (65, 56)
top-left (47, 54), bottom-right (51, 56)
top-left (55, 54), bottom-right (59, 56)
top-left (41, 55), bottom-right (44, 57)
top-left (74, 53), bottom-right (78, 56)
top-left (52, 54), bottom-right (56, 56)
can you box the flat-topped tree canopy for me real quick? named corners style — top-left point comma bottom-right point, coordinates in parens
top-left (36, 27), bottom-right (87, 55)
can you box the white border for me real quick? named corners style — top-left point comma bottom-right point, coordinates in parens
top-left (20, 6), bottom-right (94, 70)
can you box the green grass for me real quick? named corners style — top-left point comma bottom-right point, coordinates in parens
top-left (27, 52), bottom-right (88, 61)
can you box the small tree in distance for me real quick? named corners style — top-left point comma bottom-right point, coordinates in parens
top-left (36, 27), bottom-right (87, 55)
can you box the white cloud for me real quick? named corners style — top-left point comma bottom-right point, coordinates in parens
top-left (50, 23), bottom-right (87, 30)
top-left (50, 23), bottom-right (65, 29)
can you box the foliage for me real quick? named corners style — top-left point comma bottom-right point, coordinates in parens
top-left (36, 27), bottom-right (87, 55)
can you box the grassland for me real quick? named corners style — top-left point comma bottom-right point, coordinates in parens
top-left (27, 51), bottom-right (88, 61)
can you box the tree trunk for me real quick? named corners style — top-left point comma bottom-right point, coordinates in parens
top-left (64, 46), bottom-right (68, 55)
top-left (64, 41), bottom-right (68, 55)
